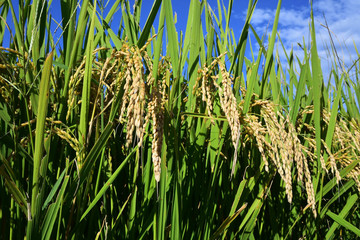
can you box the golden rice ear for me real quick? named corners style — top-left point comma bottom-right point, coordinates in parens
top-left (213, 62), bottom-right (241, 148)
top-left (240, 100), bottom-right (319, 215)
top-left (324, 112), bottom-right (360, 194)
top-left (150, 86), bottom-right (164, 182)
top-left (53, 126), bottom-right (82, 164)
top-left (125, 48), bottom-right (145, 148)
top-left (67, 59), bottom-right (86, 121)
top-left (119, 49), bottom-right (133, 124)
top-left (261, 102), bottom-right (293, 204)
top-left (199, 65), bottom-right (215, 125)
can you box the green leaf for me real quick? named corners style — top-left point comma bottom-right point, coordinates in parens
top-left (137, 0), bottom-right (162, 48)
top-left (325, 194), bottom-right (358, 239)
top-left (78, 0), bottom-right (97, 147)
top-left (41, 176), bottom-right (69, 240)
top-left (80, 146), bottom-right (138, 221)
top-left (210, 203), bottom-right (247, 240)
top-left (42, 169), bottom-right (66, 211)
top-left (31, 51), bottom-right (53, 219)
top-left (326, 210), bottom-right (360, 236)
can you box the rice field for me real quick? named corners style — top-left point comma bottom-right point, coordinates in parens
top-left (0, 0), bottom-right (359, 239)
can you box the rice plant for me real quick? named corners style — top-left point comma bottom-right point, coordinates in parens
top-left (0, 0), bottom-right (359, 239)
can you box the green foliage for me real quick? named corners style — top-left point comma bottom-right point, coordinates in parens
top-left (0, 0), bottom-right (359, 239)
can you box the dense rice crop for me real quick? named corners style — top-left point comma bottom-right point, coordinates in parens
top-left (0, 0), bottom-right (359, 239)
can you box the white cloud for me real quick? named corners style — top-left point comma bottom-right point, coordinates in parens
top-left (249, 0), bottom-right (360, 78)
top-left (251, 8), bottom-right (275, 26)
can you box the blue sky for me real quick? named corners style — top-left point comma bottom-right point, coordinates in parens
top-left (3, 0), bottom-right (360, 78)
top-left (135, 0), bottom-right (358, 78)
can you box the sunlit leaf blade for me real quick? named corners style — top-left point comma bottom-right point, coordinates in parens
top-left (31, 51), bottom-right (53, 219)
